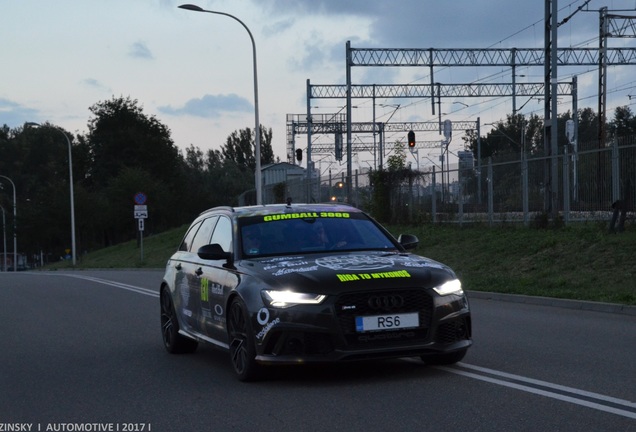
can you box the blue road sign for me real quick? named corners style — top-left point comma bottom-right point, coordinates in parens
top-left (134, 192), bottom-right (147, 205)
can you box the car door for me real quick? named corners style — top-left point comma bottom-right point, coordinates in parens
top-left (184, 215), bottom-right (218, 335)
top-left (171, 219), bottom-right (203, 334)
top-left (198, 215), bottom-right (236, 342)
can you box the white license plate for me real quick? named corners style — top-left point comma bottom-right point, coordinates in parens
top-left (355, 312), bottom-right (419, 332)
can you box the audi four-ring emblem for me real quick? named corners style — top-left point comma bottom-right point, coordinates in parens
top-left (368, 295), bottom-right (404, 310)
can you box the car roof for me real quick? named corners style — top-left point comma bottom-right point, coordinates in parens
top-left (197, 203), bottom-right (363, 219)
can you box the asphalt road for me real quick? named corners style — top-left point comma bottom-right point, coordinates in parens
top-left (0, 270), bottom-right (634, 432)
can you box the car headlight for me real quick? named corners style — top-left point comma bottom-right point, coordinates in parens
top-left (262, 290), bottom-right (327, 308)
top-left (433, 279), bottom-right (463, 296)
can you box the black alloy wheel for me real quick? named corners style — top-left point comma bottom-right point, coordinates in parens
top-left (228, 298), bottom-right (261, 381)
top-left (160, 287), bottom-right (198, 354)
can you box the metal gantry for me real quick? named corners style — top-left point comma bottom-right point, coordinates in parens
top-left (309, 82), bottom-right (574, 100)
top-left (347, 46), bottom-right (636, 66)
top-left (288, 116), bottom-right (477, 159)
top-left (290, 5), bottom-right (636, 205)
top-left (287, 80), bottom-right (576, 162)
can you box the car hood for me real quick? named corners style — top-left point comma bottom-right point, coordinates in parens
top-left (238, 251), bottom-right (456, 294)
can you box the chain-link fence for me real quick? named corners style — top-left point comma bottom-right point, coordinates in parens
top-left (261, 138), bottom-right (636, 227)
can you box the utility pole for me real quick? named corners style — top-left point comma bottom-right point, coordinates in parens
top-left (544, 0), bottom-right (559, 219)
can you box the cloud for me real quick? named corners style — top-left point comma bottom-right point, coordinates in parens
top-left (158, 94), bottom-right (253, 118)
top-left (0, 98), bottom-right (40, 128)
top-left (259, 0), bottom-right (380, 17)
top-left (359, 67), bottom-right (400, 85)
top-left (289, 35), bottom-right (347, 73)
top-left (262, 18), bottom-right (295, 38)
top-left (129, 41), bottom-right (154, 60)
top-left (257, 0), bottom-right (543, 48)
top-left (82, 78), bottom-right (111, 93)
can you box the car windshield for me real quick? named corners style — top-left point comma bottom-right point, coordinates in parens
top-left (239, 210), bottom-right (398, 258)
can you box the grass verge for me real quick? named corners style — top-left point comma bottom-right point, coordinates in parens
top-left (396, 222), bottom-right (636, 306)
top-left (45, 222), bottom-right (636, 305)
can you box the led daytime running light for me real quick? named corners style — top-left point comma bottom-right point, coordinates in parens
top-left (433, 279), bottom-right (463, 296)
top-left (263, 290), bottom-right (326, 308)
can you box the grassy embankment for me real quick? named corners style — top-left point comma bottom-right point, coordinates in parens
top-left (46, 222), bottom-right (636, 305)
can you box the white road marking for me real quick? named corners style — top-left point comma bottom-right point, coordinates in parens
top-left (437, 362), bottom-right (636, 420)
top-left (42, 273), bottom-right (159, 298)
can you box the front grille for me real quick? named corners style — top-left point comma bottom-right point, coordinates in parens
top-left (334, 289), bottom-right (434, 347)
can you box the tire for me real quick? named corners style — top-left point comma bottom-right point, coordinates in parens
top-left (160, 287), bottom-right (198, 354)
top-left (422, 348), bottom-right (467, 366)
top-left (227, 298), bottom-right (262, 381)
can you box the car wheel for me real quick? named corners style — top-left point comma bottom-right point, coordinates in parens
top-left (422, 348), bottom-right (467, 365)
top-left (227, 298), bottom-right (261, 381)
top-left (160, 287), bottom-right (198, 354)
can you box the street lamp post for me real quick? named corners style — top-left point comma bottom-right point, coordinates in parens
top-left (26, 122), bottom-right (77, 266)
top-left (178, 4), bottom-right (262, 205)
top-left (0, 175), bottom-right (17, 272)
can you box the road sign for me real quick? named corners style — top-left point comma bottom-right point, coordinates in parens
top-left (134, 205), bottom-right (148, 219)
top-left (138, 218), bottom-right (145, 231)
top-left (134, 192), bottom-right (147, 205)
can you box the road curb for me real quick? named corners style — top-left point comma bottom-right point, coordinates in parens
top-left (467, 290), bottom-right (636, 317)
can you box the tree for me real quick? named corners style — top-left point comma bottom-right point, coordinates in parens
top-left (221, 125), bottom-right (275, 172)
top-left (462, 114), bottom-right (545, 211)
top-left (206, 148), bottom-right (223, 171)
top-left (6, 124), bottom-right (82, 259)
top-left (369, 141), bottom-right (418, 223)
top-left (99, 167), bottom-right (177, 246)
top-left (259, 126), bottom-right (275, 166)
top-left (177, 145), bottom-right (220, 215)
top-left (222, 128), bottom-right (253, 173)
top-left (86, 96), bottom-right (181, 188)
top-left (184, 144), bottom-right (205, 172)
top-left (577, 107), bottom-right (600, 151)
top-left (386, 141), bottom-right (407, 171)
top-left (216, 125), bottom-right (276, 206)
top-left (80, 96), bottom-right (189, 247)
top-left (3, 96), bottom-right (287, 260)
top-left (610, 105), bottom-right (635, 138)
top-left (472, 114), bottom-right (532, 160)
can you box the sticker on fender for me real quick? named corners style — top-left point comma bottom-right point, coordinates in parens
top-left (355, 312), bottom-right (419, 332)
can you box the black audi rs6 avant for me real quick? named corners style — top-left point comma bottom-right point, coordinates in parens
top-left (160, 203), bottom-right (471, 381)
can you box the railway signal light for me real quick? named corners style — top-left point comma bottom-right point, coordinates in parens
top-left (408, 130), bottom-right (415, 148)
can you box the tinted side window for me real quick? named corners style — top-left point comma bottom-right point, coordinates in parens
top-left (189, 216), bottom-right (219, 254)
top-left (210, 216), bottom-right (232, 252)
top-left (179, 221), bottom-right (202, 252)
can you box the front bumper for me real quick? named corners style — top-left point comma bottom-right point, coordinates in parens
top-left (253, 289), bottom-right (472, 364)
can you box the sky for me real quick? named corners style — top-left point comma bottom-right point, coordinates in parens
top-left (3, 0), bottom-right (636, 176)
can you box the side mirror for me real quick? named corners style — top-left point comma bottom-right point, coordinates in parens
top-left (397, 234), bottom-right (419, 250)
top-left (197, 243), bottom-right (233, 264)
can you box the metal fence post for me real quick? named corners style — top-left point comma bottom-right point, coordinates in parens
top-left (458, 167), bottom-right (464, 225)
top-left (522, 154), bottom-right (529, 226)
top-left (432, 167), bottom-right (437, 223)
top-left (354, 169), bottom-right (359, 207)
top-left (488, 158), bottom-right (494, 227)
top-left (612, 138), bottom-right (620, 203)
top-left (563, 148), bottom-right (570, 223)
top-left (409, 172), bottom-right (414, 223)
